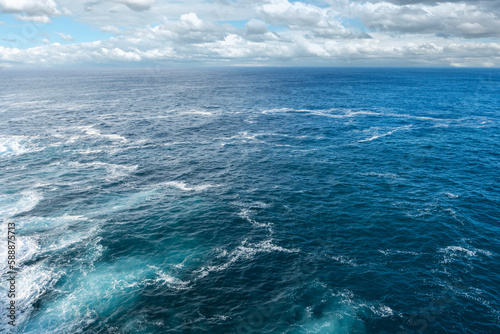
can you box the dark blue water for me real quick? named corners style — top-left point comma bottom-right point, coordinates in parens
top-left (1, 68), bottom-right (499, 333)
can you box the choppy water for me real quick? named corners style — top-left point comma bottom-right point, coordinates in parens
top-left (1, 68), bottom-right (499, 333)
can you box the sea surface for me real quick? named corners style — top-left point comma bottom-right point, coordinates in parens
top-left (0, 68), bottom-right (499, 334)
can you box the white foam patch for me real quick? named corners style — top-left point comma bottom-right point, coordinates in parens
top-left (362, 172), bottom-right (398, 179)
top-left (24, 257), bottom-right (186, 332)
top-left (145, 265), bottom-right (190, 290)
top-left (0, 135), bottom-right (31, 157)
top-left (379, 249), bottom-right (421, 256)
top-left (215, 131), bottom-right (266, 146)
top-left (0, 191), bottom-right (42, 217)
top-left (16, 214), bottom-right (88, 233)
top-left (80, 126), bottom-right (128, 142)
top-left (369, 305), bottom-right (394, 317)
top-left (0, 222), bottom-right (39, 276)
top-left (292, 302), bottom-right (366, 334)
top-left (439, 245), bottom-right (493, 264)
top-left (238, 209), bottom-right (273, 229)
top-left (196, 239), bottom-right (299, 278)
top-left (261, 108), bottom-right (379, 119)
top-left (160, 181), bottom-right (216, 192)
top-left (358, 125), bottom-right (413, 143)
top-left (97, 189), bottom-right (159, 215)
top-left (444, 192), bottom-right (459, 199)
top-left (328, 254), bottom-right (359, 267)
top-left (68, 161), bottom-right (138, 180)
top-left (177, 109), bottom-right (214, 116)
top-left (44, 226), bottom-right (101, 254)
top-left (0, 261), bottom-right (61, 333)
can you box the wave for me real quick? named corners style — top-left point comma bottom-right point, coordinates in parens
top-left (0, 191), bottom-right (42, 217)
top-left (79, 126), bottom-right (128, 142)
top-left (3, 263), bottom-right (61, 333)
top-left (66, 161), bottom-right (138, 181)
top-left (238, 209), bottom-right (272, 229)
top-left (160, 181), bottom-right (216, 192)
top-left (362, 172), bottom-right (398, 179)
top-left (21, 256), bottom-right (186, 333)
top-left (196, 239), bottom-right (299, 279)
top-left (328, 254), bottom-right (359, 267)
top-left (358, 125), bottom-right (413, 143)
top-left (261, 108), bottom-right (380, 119)
top-left (439, 245), bottom-right (493, 264)
top-left (52, 126), bottom-right (128, 145)
top-left (0, 135), bottom-right (42, 157)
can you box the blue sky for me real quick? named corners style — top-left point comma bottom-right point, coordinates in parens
top-left (0, 0), bottom-right (499, 67)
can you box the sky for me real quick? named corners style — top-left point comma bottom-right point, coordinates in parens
top-left (0, 0), bottom-right (499, 67)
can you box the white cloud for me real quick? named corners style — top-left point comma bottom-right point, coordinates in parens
top-left (245, 19), bottom-right (268, 35)
top-left (100, 25), bottom-right (124, 34)
top-left (342, 1), bottom-right (500, 38)
top-left (1, 1), bottom-right (500, 66)
top-left (14, 14), bottom-right (52, 24)
top-left (0, 0), bottom-right (61, 15)
top-left (55, 32), bottom-right (74, 41)
top-left (112, 0), bottom-right (156, 11)
top-left (0, 0), bottom-right (70, 24)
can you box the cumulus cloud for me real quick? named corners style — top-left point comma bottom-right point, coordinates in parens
top-left (256, 0), bottom-right (367, 38)
top-left (0, 0), bottom-right (70, 24)
top-left (112, 0), bottom-right (156, 11)
top-left (100, 25), bottom-right (124, 34)
top-left (1, 1), bottom-right (500, 66)
top-left (55, 32), bottom-right (74, 41)
top-left (332, 0), bottom-right (500, 38)
top-left (13, 14), bottom-right (52, 24)
top-left (245, 19), bottom-right (268, 35)
top-left (84, 0), bottom-right (156, 12)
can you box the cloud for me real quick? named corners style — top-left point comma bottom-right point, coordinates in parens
top-left (1, 1), bottom-right (500, 67)
top-left (13, 14), bottom-right (52, 24)
top-left (55, 32), bottom-right (74, 41)
top-left (0, 0), bottom-right (70, 24)
top-left (100, 25), bottom-right (124, 34)
top-left (255, 0), bottom-right (370, 39)
top-left (333, 0), bottom-right (500, 38)
top-left (84, 0), bottom-right (156, 12)
top-left (245, 19), bottom-right (268, 35)
top-left (112, 0), bottom-right (156, 11)
top-left (0, 0), bottom-right (61, 16)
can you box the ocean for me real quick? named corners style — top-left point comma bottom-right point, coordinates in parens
top-left (0, 68), bottom-right (499, 333)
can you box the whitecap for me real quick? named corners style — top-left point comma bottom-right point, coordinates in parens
top-left (379, 249), bottom-right (421, 256)
top-left (196, 239), bottom-right (299, 278)
top-left (68, 161), bottom-right (138, 180)
top-left (160, 181), bottom-right (215, 192)
top-left (0, 135), bottom-right (41, 157)
top-left (0, 191), bottom-right (42, 217)
top-left (369, 305), bottom-right (394, 318)
top-left (146, 265), bottom-right (190, 290)
top-left (362, 172), bottom-right (398, 179)
top-left (0, 224), bottom-right (39, 274)
top-left (358, 125), bottom-right (413, 143)
top-left (177, 109), bottom-right (214, 116)
top-left (80, 126), bottom-right (128, 142)
top-left (328, 254), bottom-right (359, 267)
top-left (439, 245), bottom-right (493, 264)
top-left (0, 261), bottom-right (62, 333)
top-left (238, 209), bottom-right (272, 229)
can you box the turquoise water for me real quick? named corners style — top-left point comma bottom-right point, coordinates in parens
top-left (0, 68), bottom-right (499, 333)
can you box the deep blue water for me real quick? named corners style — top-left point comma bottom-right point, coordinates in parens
top-left (0, 68), bottom-right (499, 334)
